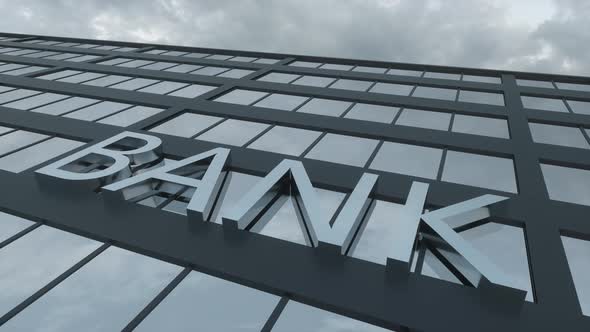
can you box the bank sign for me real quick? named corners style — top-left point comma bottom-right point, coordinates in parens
top-left (35, 132), bottom-right (526, 300)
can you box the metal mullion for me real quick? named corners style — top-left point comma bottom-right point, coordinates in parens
top-left (0, 222), bottom-right (42, 250)
top-left (0, 134), bottom-right (53, 159)
top-left (261, 296), bottom-right (289, 332)
top-left (300, 131), bottom-right (327, 159)
top-left (91, 104), bottom-right (136, 123)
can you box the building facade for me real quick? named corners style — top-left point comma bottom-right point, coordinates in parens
top-left (0, 32), bottom-right (589, 331)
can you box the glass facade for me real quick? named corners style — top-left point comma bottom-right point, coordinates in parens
top-left (0, 32), bottom-right (588, 332)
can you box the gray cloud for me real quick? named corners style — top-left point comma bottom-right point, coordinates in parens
top-left (0, 0), bottom-right (589, 76)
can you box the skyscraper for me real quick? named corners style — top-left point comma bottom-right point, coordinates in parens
top-left (0, 32), bottom-right (588, 331)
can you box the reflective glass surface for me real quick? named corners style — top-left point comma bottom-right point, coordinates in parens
top-left (320, 63), bottom-right (354, 71)
top-left (135, 270), bottom-right (279, 331)
top-left (164, 64), bottom-right (203, 73)
top-left (3, 93), bottom-right (69, 110)
top-left (292, 75), bottom-right (336, 87)
top-left (458, 90), bottom-right (505, 106)
top-left (2, 246), bottom-right (182, 332)
top-left (31, 97), bottom-right (99, 116)
top-left (330, 79), bottom-right (373, 91)
top-left (369, 82), bottom-right (414, 96)
top-left (344, 103), bottom-right (399, 123)
top-left (168, 84), bottom-right (216, 98)
top-left (297, 98), bottom-right (352, 117)
top-left (258, 72), bottom-right (300, 84)
top-left (567, 100), bottom-right (590, 115)
top-left (353, 66), bottom-right (387, 74)
top-left (64, 101), bottom-right (132, 121)
top-left (529, 123), bottom-right (589, 149)
top-left (289, 61), bottom-right (322, 68)
top-left (0, 226), bottom-right (101, 317)
top-left (521, 96), bottom-right (569, 113)
top-left (0, 211), bottom-right (34, 243)
top-left (109, 78), bottom-right (160, 91)
top-left (424, 72), bottom-right (461, 80)
top-left (150, 113), bottom-right (224, 138)
top-left (541, 164), bottom-right (590, 206)
top-left (517, 79), bottom-right (554, 88)
top-left (0, 137), bottom-right (85, 173)
top-left (0, 130), bottom-right (48, 156)
top-left (217, 68), bottom-right (254, 78)
top-left (197, 119), bottom-right (270, 146)
top-left (273, 301), bottom-right (391, 332)
top-left (395, 109), bottom-right (452, 131)
top-left (253, 93), bottom-right (308, 111)
top-left (210, 171), bottom-right (262, 224)
top-left (98, 106), bottom-right (163, 127)
top-left (248, 126), bottom-right (322, 156)
top-left (387, 68), bottom-right (423, 76)
top-left (561, 236), bottom-right (590, 315)
top-left (412, 86), bottom-right (457, 101)
top-left (305, 133), bottom-right (379, 167)
top-left (442, 151), bottom-right (518, 193)
top-left (556, 82), bottom-right (590, 92)
top-left (137, 81), bottom-right (188, 94)
top-left (451, 115), bottom-right (510, 139)
top-left (214, 89), bottom-right (268, 105)
top-left (57, 72), bottom-right (106, 84)
top-left (462, 75), bottom-right (501, 84)
top-left (81, 75), bottom-right (132, 87)
top-left (370, 142), bottom-right (443, 179)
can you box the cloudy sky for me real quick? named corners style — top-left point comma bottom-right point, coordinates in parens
top-left (0, 0), bottom-right (589, 76)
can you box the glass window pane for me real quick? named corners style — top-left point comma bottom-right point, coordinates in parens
top-left (64, 101), bottom-right (132, 121)
top-left (258, 72), bottom-right (301, 84)
top-left (2, 93), bottom-right (69, 110)
top-left (66, 55), bottom-right (102, 62)
top-left (214, 89), bottom-right (268, 105)
top-left (521, 96), bottom-right (568, 113)
top-left (36, 69), bottom-right (82, 80)
top-left (168, 84), bottom-right (217, 98)
top-left (253, 93), bottom-right (308, 111)
top-left (350, 199), bottom-right (406, 265)
top-left (369, 82), bottom-right (414, 96)
top-left (462, 75), bottom-right (501, 84)
top-left (1, 66), bottom-right (47, 76)
top-left (273, 301), bottom-right (390, 332)
top-left (0, 86), bottom-right (16, 94)
top-left (82, 75), bottom-right (133, 87)
top-left (297, 98), bottom-right (352, 117)
top-left (31, 97), bottom-right (99, 116)
top-left (97, 58), bottom-right (133, 66)
top-left (458, 90), bottom-right (505, 106)
top-left (197, 119), bottom-right (270, 146)
top-left (248, 126), bottom-right (322, 156)
top-left (191, 66), bottom-right (229, 76)
top-left (516, 79), bottom-right (554, 88)
top-left (424, 72), bottom-right (461, 80)
top-left (0, 64), bottom-right (28, 72)
top-left (182, 52), bottom-right (209, 58)
top-left (305, 133), bottom-right (379, 167)
top-left (292, 75), bottom-right (336, 88)
top-left (452, 115), bottom-right (510, 139)
top-left (206, 54), bottom-right (233, 60)
top-left (442, 151), bottom-right (517, 193)
top-left (561, 236), bottom-right (590, 315)
top-left (134, 270), bottom-right (280, 332)
top-left (556, 82), bottom-right (590, 92)
top-left (395, 109), bottom-right (452, 131)
top-left (98, 106), bottom-right (163, 127)
top-left (0, 137), bottom-right (85, 173)
top-left (149, 113), bottom-right (223, 138)
top-left (109, 78), bottom-right (160, 91)
top-left (0, 125), bottom-right (13, 135)
top-left (43, 53), bottom-right (80, 61)
top-left (230, 56), bottom-right (257, 62)
top-left (0, 89), bottom-right (42, 104)
top-left (329, 79), bottom-right (373, 91)
top-left (217, 69), bottom-right (254, 79)
top-left (161, 51), bottom-right (188, 56)
top-left (164, 64), bottom-right (203, 73)
top-left (117, 59), bottom-right (154, 68)
top-left (319, 63), bottom-right (354, 71)
top-left (0, 130), bottom-right (48, 156)
top-left (541, 164), bottom-right (590, 206)
top-left (567, 100), bottom-right (590, 115)
top-left (253, 58), bottom-right (279, 64)
top-left (0, 225), bottom-right (101, 317)
top-left (352, 66), bottom-right (387, 74)
top-left (137, 81), bottom-right (188, 95)
top-left (387, 68), bottom-right (423, 77)
top-left (2, 247), bottom-right (182, 331)
top-left (289, 61), bottom-right (322, 68)
top-left (139, 62), bottom-right (177, 71)
top-left (344, 103), bottom-right (399, 123)
top-left (0, 211), bottom-right (34, 243)
top-left (370, 142), bottom-right (443, 179)
top-left (529, 123), bottom-right (589, 149)
top-left (56, 72), bottom-right (106, 84)
top-left (412, 86), bottom-right (457, 101)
